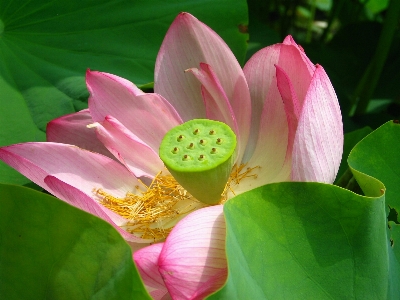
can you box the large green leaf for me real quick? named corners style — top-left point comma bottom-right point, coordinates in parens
top-left (211, 183), bottom-right (391, 299)
top-left (366, 0), bottom-right (389, 14)
top-left (348, 121), bottom-right (400, 262)
top-left (0, 0), bottom-right (248, 184)
top-left (0, 184), bottom-right (150, 300)
top-left (209, 121), bottom-right (400, 299)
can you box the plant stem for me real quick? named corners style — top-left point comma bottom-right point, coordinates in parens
top-left (352, 0), bottom-right (400, 116)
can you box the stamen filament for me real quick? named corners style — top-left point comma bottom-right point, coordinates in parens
top-left (94, 164), bottom-right (259, 240)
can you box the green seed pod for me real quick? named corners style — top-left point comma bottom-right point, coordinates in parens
top-left (159, 119), bottom-right (237, 205)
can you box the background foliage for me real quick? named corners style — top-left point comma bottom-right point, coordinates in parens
top-left (247, 0), bottom-right (400, 130)
top-left (0, 0), bottom-right (248, 185)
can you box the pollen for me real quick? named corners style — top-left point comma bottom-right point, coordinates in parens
top-left (94, 164), bottom-right (259, 240)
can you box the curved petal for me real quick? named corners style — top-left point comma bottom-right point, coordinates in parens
top-left (233, 78), bottom-right (290, 195)
top-left (243, 44), bottom-right (282, 161)
top-left (134, 243), bottom-right (170, 300)
top-left (282, 35), bottom-right (315, 74)
top-left (243, 42), bottom-right (315, 161)
top-left (241, 47), bottom-right (296, 191)
top-left (186, 63), bottom-right (245, 162)
top-left (276, 44), bottom-right (315, 110)
top-left (94, 115), bottom-right (164, 178)
top-left (155, 13), bottom-right (251, 152)
top-left (276, 65), bottom-right (301, 122)
top-left (46, 109), bottom-right (112, 158)
top-left (159, 205), bottom-right (227, 300)
top-left (0, 142), bottom-right (142, 198)
top-left (276, 64), bottom-right (301, 161)
top-left (44, 175), bottom-right (144, 243)
top-left (91, 71), bottom-right (145, 96)
top-left (291, 65), bottom-right (343, 183)
top-left (283, 35), bottom-right (298, 45)
top-left (87, 70), bottom-right (182, 150)
top-left (186, 64), bottom-right (236, 131)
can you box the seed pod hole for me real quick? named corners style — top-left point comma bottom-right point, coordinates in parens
top-left (172, 147), bottom-right (179, 154)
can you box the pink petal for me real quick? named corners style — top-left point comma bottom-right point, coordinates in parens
top-left (240, 39), bottom-right (320, 190)
top-left (134, 243), bottom-right (170, 300)
top-left (276, 65), bottom-right (301, 161)
top-left (92, 72), bottom-right (145, 96)
top-left (186, 64), bottom-right (236, 129)
top-left (95, 115), bottom-right (164, 178)
top-left (276, 65), bottom-right (301, 122)
top-left (155, 13), bottom-right (251, 152)
top-left (283, 35), bottom-right (297, 45)
top-left (0, 142), bottom-right (141, 198)
top-left (291, 65), bottom-right (343, 183)
top-left (46, 109), bottom-right (113, 158)
top-left (241, 46), bottom-right (292, 191)
top-left (243, 44), bottom-right (282, 161)
top-left (159, 205), bottom-right (227, 300)
top-left (234, 76), bottom-right (290, 195)
top-left (87, 70), bottom-right (182, 151)
top-left (243, 42), bottom-right (315, 161)
top-left (44, 175), bottom-right (143, 242)
top-left (186, 63), bottom-right (245, 162)
top-left (282, 35), bottom-right (315, 74)
top-left (276, 44), bottom-right (315, 109)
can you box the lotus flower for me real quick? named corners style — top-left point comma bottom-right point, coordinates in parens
top-left (0, 12), bottom-right (343, 299)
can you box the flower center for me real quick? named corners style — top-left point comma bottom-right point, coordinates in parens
top-left (95, 164), bottom-right (259, 241)
top-left (96, 172), bottom-right (205, 241)
top-left (93, 119), bottom-right (259, 241)
top-left (159, 119), bottom-right (237, 205)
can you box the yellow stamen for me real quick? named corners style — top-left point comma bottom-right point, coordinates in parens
top-left (86, 122), bottom-right (100, 128)
top-left (220, 164), bottom-right (261, 204)
top-left (94, 163), bottom-right (259, 241)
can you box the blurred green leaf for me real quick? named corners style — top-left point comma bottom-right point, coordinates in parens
top-left (209, 121), bottom-right (400, 299)
top-left (313, 0), bottom-right (332, 11)
top-left (366, 0), bottom-right (389, 14)
top-left (0, 184), bottom-right (150, 300)
top-left (335, 126), bottom-right (372, 183)
top-left (304, 20), bottom-right (400, 130)
top-left (304, 22), bottom-right (381, 115)
top-left (245, 16), bottom-right (280, 61)
top-left (374, 41), bottom-right (400, 101)
top-left (0, 0), bottom-right (248, 184)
